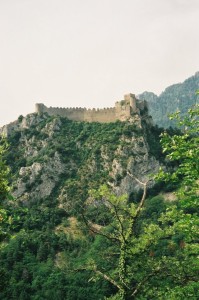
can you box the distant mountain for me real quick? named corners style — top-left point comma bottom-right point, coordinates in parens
top-left (139, 71), bottom-right (199, 127)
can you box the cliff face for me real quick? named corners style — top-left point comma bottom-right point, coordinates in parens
top-left (2, 108), bottom-right (162, 209)
top-left (139, 71), bottom-right (199, 127)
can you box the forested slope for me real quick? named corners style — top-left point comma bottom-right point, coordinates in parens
top-left (0, 105), bottom-right (198, 299)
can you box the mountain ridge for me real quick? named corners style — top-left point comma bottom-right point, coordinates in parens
top-left (139, 71), bottom-right (199, 127)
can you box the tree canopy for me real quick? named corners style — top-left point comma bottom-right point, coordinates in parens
top-left (83, 105), bottom-right (199, 299)
top-left (0, 138), bottom-right (11, 244)
top-left (0, 105), bottom-right (198, 299)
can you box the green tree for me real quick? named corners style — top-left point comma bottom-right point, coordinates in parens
top-left (158, 104), bottom-right (199, 210)
top-left (0, 138), bottom-right (11, 243)
top-left (82, 105), bottom-right (199, 299)
top-left (0, 139), bottom-right (10, 201)
top-left (154, 104), bottom-right (199, 299)
top-left (83, 186), bottom-right (198, 299)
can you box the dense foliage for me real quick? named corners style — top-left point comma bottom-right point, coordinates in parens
top-left (0, 139), bottom-right (10, 200)
top-left (81, 106), bottom-right (199, 299)
top-left (0, 106), bottom-right (198, 299)
top-left (0, 115), bottom-right (156, 299)
top-left (0, 138), bottom-right (11, 244)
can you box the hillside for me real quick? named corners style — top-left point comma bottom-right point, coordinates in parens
top-left (0, 108), bottom-right (167, 299)
top-left (0, 96), bottom-right (198, 299)
top-left (139, 71), bottom-right (199, 127)
top-left (1, 106), bottom-right (160, 203)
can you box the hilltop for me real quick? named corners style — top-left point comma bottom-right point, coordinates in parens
top-left (0, 79), bottom-right (198, 299)
top-left (0, 100), bottom-right (168, 299)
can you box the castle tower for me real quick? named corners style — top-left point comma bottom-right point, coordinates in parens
top-left (35, 103), bottom-right (45, 115)
top-left (124, 93), bottom-right (137, 112)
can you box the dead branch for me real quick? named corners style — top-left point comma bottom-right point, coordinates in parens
top-left (75, 265), bottom-right (122, 291)
top-left (127, 171), bottom-right (149, 217)
top-left (81, 212), bottom-right (120, 243)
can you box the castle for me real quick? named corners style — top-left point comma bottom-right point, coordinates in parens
top-left (35, 94), bottom-right (148, 123)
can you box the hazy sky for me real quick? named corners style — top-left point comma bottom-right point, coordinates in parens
top-left (0, 0), bottom-right (199, 126)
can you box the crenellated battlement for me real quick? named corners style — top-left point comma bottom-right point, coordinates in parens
top-left (35, 94), bottom-right (148, 123)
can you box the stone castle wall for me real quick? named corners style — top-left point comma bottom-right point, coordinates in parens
top-left (35, 94), bottom-right (148, 123)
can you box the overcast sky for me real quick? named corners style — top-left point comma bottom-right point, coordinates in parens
top-left (0, 0), bottom-right (199, 126)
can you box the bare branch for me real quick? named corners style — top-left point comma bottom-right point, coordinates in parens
top-left (127, 171), bottom-right (149, 217)
top-left (135, 181), bottom-right (147, 216)
top-left (81, 212), bottom-right (120, 243)
top-left (131, 268), bottom-right (160, 297)
top-left (127, 171), bottom-right (149, 186)
top-left (110, 203), bottom-right (126, 244)
top-left (93, 268), bottom-right (122, 291)
top-left (75, 265), bottom-right (122, 291)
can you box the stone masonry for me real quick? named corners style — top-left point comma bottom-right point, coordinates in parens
top-left (35, 94), bottom-right (148, 123)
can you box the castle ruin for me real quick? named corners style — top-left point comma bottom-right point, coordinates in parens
top-left (35, 94), bottom-right (148, 123)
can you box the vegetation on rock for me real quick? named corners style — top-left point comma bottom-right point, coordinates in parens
top-left (0, 103), bottom-right (198, 299)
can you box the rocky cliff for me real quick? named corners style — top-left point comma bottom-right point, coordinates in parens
top-left (1, 107), bottom-right (162, 209)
